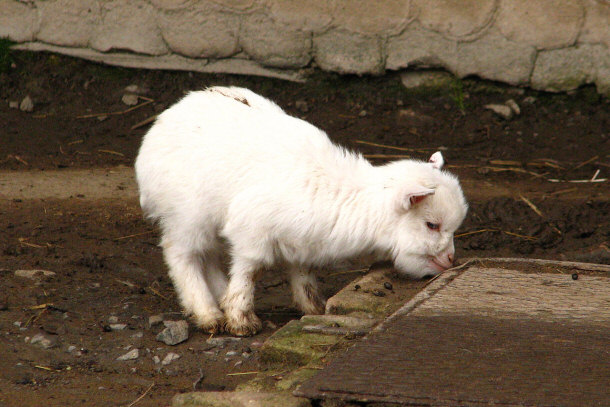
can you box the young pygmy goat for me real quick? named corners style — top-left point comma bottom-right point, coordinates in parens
top-left (135, 87), bottom-right (468, 336)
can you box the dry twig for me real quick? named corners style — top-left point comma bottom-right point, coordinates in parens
top-left (126, 382), bottom-right (155, 407)
top-left (131, 115), bottom-right (158, 130)
top-left (114, 230), bottom-right (154, 241)
top-left (364, 154), bottom-right (411, 159)
top-left (520, 195), bottom-right (544, 217)
top-left (226, 371), bottom-right (259, 376)
top-left (572, 155), bottom-right (599, 170)
top-left (77, 98), bottom-right (154, 119)
top-left (98, 149), bottom-right (125, 157)
top-left (354, 140), bottom-right (432, 153)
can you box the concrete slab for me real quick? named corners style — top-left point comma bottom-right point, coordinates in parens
top-left (296, 261), bottom-right (609, 406)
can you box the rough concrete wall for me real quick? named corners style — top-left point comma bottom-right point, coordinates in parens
top-left (1, 0), bottom-right (609, 93)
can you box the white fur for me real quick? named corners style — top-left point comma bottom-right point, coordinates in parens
top-left (135, 86), bottom-right (468, 335)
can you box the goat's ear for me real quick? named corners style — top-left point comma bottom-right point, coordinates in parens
top-left (395, 186), bottom-right (435, 212)
top-left (429, 151), bottom-right (444, 169)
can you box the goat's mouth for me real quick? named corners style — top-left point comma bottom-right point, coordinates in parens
top-left (430, 257), bottom-right (451, 271)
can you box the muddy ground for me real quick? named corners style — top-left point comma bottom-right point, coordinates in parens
top-left (0, 51), bottom-right (608, 407)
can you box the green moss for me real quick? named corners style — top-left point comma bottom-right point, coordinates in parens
top-left (260, 320), bottom-right (339, 366)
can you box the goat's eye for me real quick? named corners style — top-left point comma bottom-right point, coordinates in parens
top-left (426, 222), bottom-right (440, 231)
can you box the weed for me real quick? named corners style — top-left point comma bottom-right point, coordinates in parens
top-left (450, 78), bottom-right (466, 114)
top-left (0, 38), bottom-right (15, 73)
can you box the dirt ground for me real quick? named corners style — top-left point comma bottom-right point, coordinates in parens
top-left (0, 51), bottom-right (608, 407)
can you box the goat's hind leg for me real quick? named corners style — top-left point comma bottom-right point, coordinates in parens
top-left (289, 266), bottom-right (326, 315)
top-left (162, 239), bottom-right (225, 333)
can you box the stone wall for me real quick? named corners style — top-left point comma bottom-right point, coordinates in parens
top-left (1, 0), bottom-right (608, 93)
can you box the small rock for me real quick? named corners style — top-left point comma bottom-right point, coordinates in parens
top-left (9, 101), bottom-right (19, 109)
top-left (225, 351), bottom-right (239, 357)
top-left (30, 333), bottom-right (56, 349)
top-left (124, 84), bottom-right (145, 94)
top-left (153, 355), bottom-right (161, 364)
top-left (148, 314), bottom-right (164, 328)
top-left (67, 345), bottom-right (76, 353)
top-left (523, 96), bottom-right (537, 104)
top-left (295, 100), bottom-right (309, 113)
top-left (400, 70), bottom-right (453, 89)
top-left (383, 282), bottom-right (393, 290)
top-left (19, 96), bottom-right (34, 112)
top-left (572, 273), bottom-right (579, 280)
top-left (505, 99), bottom-right (521, 115)
top-left (108, 316), bottom-right (119, 324)
top-left (156, 320), bottom-right (189, 346)
top-left (372, 289), bottom-right (386, 297)
top-left (484, 104), bottom-right (513, 120)
top-left (109, 323), bottom-right (127, 331)
top-left (13, 321), bottom-right (21, 327)
top-left (234, 360), bottom-right (243, 367)
top-left (206, 336), bottom-right (242, 348)
top-left (131, 331), bottom-right (143, 339)
top-left (358, 110), bottom-right (367, 117)
top-left (116, 348), bottom-right (139, 361)
top-left (161, 352), bottom-right (180, 366)
top-left (14, 269), bottom-right (56, 280)
top-left (121, 93), bottom-right (139, 106)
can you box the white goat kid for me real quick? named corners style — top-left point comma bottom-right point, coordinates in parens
top-left (135, 87), bottom-right (468, 336)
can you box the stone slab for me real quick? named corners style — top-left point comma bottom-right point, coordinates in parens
top-left (173, 391), bottom-right (311, 407)
top-left (325, 266), bottom-right (427, 318)
top-left (296, 262), bottom-right (609, 406)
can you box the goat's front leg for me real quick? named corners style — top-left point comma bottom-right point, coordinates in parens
top-left (221, 258), bottom-right (262, 336)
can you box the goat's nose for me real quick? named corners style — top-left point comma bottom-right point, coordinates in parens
top-left (448, 253), bottom-right (454, 264)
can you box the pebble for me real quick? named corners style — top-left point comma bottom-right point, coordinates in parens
top-left (121, 93), bottom-right (139, 106)
top-left (523, 96), bottom-right (537, 104)
top-left (109, 323), bottom-right (127, 331)
top-left (108, 316), bottom-right (119, 324)
top-left (116, 348), bottom-right (139, 361)
top-left (161, 352), bottom-right (180, 366)
top-left (206, 336), bottom-right (241, 348)
top-left (383, 282), bottom-right (393, 290)
top-left (124, 84), bottom-right (145, 94)
top-left (225, 351), bottom-right (239, 357)
top-left (9, 101), bottom-right (19, 109)
top-left (19, 95), bottom-right (34, 112)
top-left (30, 333), bottom-right (56, 349)
top-left (572, 273), bottom-right (578, 280)
top-left (148, 314), bottom-right (164, 328)
top-left (358, 110), bottom-right (367, 117)
top-left (505, 99), bottom-right (521, 115)
top-left (14, 269), bottom-right (56, 280)
top-left (131, 331), bottom-right (143, 339)
top-left (153, 355), bottom-right (161, 364)
top-left (156, 320), bottom-right (189, 346)
top-left (484, 104), bottom-right (513, 120)
top-left (67, 345), bottom-right (76, 353)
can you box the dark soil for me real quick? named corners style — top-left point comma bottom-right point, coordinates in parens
top-left (0, 51), bottom-right (608, 407)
